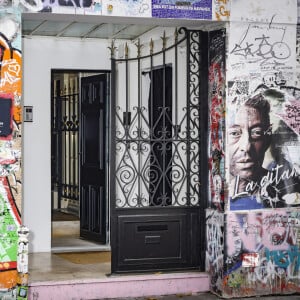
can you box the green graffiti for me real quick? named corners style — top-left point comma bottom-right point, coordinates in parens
top-left (0, 193), bottom-right (18, 263)
top-left (227, 271), bottom-right (245, 289)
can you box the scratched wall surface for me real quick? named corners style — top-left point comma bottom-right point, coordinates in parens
top-left (230, 0), bottom-right (297, 24)
top-left (224, 209), bottom-right (300, 297)
top-left (206, 209), bottom-right (224, 294)
top-left (0, 6), bottom-right (25, 300)
top-left (208, 28), bottom-right (226, 211)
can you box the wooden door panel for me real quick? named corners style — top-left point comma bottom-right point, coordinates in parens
top-left (80, 74), bottom-right (107, 243)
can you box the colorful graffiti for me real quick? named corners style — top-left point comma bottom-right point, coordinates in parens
top-left (224, 210), bottom-right (300, 297)
top-left (221, 4), bottom-right (300, 296)
top-left (208, 29), bottom-right (226, 211)
top-left (12, 0), bottom-right (152, 16)
top-left (206, 209), bottom-right (224, 294)
top-left (0, 8), bottom-right (26, 300)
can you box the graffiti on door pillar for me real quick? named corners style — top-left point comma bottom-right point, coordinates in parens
top-left (0, 8), bottom-right (26, 300)
top-left (208, 29), bottom-right (226, 211)
top-left (224, 210), bottom-right (300, 297)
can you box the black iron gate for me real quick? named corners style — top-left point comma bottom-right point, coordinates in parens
top-left (110, 28), bottom-right (208, 273)
top-left (51, 73), bottom-right (80, 216)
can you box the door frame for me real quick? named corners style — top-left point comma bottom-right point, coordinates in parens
top-left (50, 68), bottom-right (111, 250)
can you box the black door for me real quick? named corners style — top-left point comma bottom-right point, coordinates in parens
top-left (80, 73), bottom-right (108, 242)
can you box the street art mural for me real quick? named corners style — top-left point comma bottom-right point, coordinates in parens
top-left (11, 0), bottom-right (226, 18)
top-left (224, 210), bottom-right (300, 297)
top-left (13, 0), bottom-right (152, 16)
top-left (0, 8), bottom-right (27, 300)
top-left (227, 18), bottom-right (300, 211)
top-left (208, 28), bottom-right (226, 211)
top-left (206, 209), bottom-right (224, 295)
top-left (219, 0), bottom-right (300, 298)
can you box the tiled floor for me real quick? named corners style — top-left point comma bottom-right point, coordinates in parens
top-left (28, 251), bottom-right (111, 283)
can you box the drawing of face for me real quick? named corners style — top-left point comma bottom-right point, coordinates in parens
top-left (232, 235), bottom-right (242, 257)
top-left (228, 105), bottom-right (269, 181)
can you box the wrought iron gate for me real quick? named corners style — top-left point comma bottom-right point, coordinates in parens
top-left (51, 73), bottom-right (80, 215)
top-left (110, 28), bottom-right (208, 273)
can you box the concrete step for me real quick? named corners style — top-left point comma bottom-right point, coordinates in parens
top-left (28, 272), bottom-right (210, 300)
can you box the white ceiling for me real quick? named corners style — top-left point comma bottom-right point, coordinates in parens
top-left (22, 13), bottom-right (217, 40)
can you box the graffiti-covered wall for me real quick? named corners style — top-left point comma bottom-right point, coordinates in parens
top-left (208, 28), bottom-right (226, 212)
top-left (206, 27), bottom-right (226, 295)
top-left (206, 209), bottom-right (224, 294)
top-left (12, 0), bottom-right (231, 20)
top-left (0, 6), bottom-right (26, 300)
top-left (224, 210), bottom-right (300, 297)
top-left (220, 0), bottom-right (300, 298)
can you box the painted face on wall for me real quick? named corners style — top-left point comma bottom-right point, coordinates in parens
top-left (228, 105), bottom-right (269, 181)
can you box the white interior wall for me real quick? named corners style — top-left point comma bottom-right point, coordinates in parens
top-left (23, 36), bottom-right (112, 253)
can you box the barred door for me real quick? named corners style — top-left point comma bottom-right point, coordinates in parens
top-left (110, 28), bottom-right (208, 273)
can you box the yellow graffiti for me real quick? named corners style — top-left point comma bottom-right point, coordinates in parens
top-left (0, 269), bottom-right (18, 289)
top-left (0, 35), bottom-right (22, 124)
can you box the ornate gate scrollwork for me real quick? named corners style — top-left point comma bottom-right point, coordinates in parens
top-left (110, 27), bottom-right (208, 273)
top-left (110, 27), bottom-right (206, 208)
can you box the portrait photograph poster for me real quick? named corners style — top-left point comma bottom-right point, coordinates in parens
top-left (227, 21), bottom-right (300, 211)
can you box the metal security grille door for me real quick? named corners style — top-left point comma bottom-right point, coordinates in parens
top-left (51, 74), bottom-right (80, 215)
top-left (110, 28), bottom-right (208, 273)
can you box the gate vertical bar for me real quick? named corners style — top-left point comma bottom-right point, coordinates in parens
top-left (137, 40), bottom-right (141, 207)
top-left (199, 31), bottom-right (209, 269)
top-left (186, 29), bottom-right (191, 206)
top-left (110, 42), bottom-right (117, 272)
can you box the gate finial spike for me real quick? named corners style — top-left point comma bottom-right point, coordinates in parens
top-left (150, 38), bottom-right (154, 55)
top-left (108, 39), bottom-right (117, 58)
top-left (135, 38), bottom-right (143, 58)
top-left (161, 30), bottom-right (168, 50)
top-left (125, 42), bottom-right (129, 58)
top-left (174, 28), bottom-right (178, 43)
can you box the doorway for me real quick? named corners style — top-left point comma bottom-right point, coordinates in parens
top-left (51, 69), bottom-right (110, 252)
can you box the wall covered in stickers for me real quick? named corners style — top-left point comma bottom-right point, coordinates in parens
top-left (206, 26), bottom-right (226, 296)
top-left (208, 28), bottom-right (226, 212)
top-left (12, 0), bottom-right (229, 19)
top-left (0, 6), bottom-right (27, 300)
top-left (224, 210), bottom-right (300, 297)
top-left (0, 0), bottom-right (298, 298)
top-left (9, 0), bottom-right (231, 20)
top-left (213, 0), bottom-right (300, 298)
